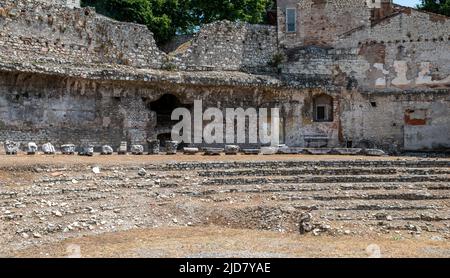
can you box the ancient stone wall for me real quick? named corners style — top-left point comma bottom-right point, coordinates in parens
top-left (277, 0), bottom-right (371, 48)
top-left (1, 70), bottom-right (448, 152)
top-left (0, 0), bottom-right (165, 68)
top-left (279, 9), bottom-right (450, 91)
top-left (0, 0), bottom-right (448, 152)
top-left (38, 0), bottom-right (81, 9)
top-left (336, 8), bottom-right (450, 90)
top-left (0, 71), bottom-right (329, 149)
top-left (172, 21), bottom-right (278, 72)
top-left (341, 90), bottom-right (450, 152)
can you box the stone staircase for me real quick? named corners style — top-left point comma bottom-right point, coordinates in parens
top-left (1, 158), bottom-right (449, 253)
top-left (166, 159), bottom-right (450, 233)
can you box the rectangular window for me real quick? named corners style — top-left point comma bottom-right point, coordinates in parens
top-left (316, 106), bottom-right (326, 121)
top-left (286, 8), bottom-right (296, 33)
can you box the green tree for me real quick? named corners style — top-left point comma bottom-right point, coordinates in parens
top-left (418, 0), bottom-right (450, 17)
top-left (189, 0), bottom-right (271, 25)
top-left (81, 0), bottom-right (272, 44)
top-left (81, 0), bottom-right (185, 43)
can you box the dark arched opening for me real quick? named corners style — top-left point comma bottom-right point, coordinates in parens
top-left (150, 94), bottom-right (186, 128)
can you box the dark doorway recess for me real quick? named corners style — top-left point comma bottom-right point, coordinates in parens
top-left (149, 94), bottom-right (192, 128)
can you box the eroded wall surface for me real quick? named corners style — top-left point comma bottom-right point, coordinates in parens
top-left (38, 0), bottom-right (81, 9)
top-left (337, 8), bottom-right (450, 90)
top-left (172, 21), bottom-right (278, 72)
top-left (0, 0), bottom-right (165, 68)
top-left (1, 70), bottom-right (447, 151)
top-left (277, 0), bottom-right (371, 47)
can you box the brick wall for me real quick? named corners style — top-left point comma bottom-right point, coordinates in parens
top-left (277, 0), bottom-right (371, 48)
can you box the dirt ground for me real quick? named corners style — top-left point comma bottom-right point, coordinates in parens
top-left (0, 153), bottom-right (420, 167)
top-left (11, 226), bottom-right (450, 258)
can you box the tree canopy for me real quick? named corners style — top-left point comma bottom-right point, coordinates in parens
top-left (418, 0), bottom-right (450, 17)
top-left (81, 0), bottom-right (274, 44)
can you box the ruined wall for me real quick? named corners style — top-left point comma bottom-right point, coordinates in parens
top-left (0, 70), bottom-right (343, 150)
top-left (38, 0), bottom-right (81, 9)
top-left (341, 90), bottom-right (450, 152)
top-left (0, 0), bottom-right (164, 68)
top-left (336, 9), bottom-right (450, 90)
top-left (172, 21), bottom-right (278, 72)
top-left (0, 69), bottom-right (448, 152)
top-left (280, 46), bottom-right (370, 87)
top-left (0, 0), bottom-right (448, 152)
top-left (277, 0), bottom-right (371, 48)
top-left (278, 8), bottom-right (450, 92)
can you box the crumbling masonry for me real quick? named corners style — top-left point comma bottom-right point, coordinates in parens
top-left (0, 0), bottom-right (449, 153)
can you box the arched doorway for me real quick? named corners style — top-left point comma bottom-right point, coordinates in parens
top-left (150, 94), bottom-right (185, 128)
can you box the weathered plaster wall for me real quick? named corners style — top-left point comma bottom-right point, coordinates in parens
top-left (336, 9), bottom-right (450, 90)
top-left (341, 90), bottom-right (450, 152)
top-left (172, 21), bottom-right (278, 72)
top-left (0, 0), bottom-right (164, 68)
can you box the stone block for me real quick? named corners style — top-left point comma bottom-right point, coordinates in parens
top-left (166, 141), bottom-right (178, 155)
top-left (224, 145), bottom-right (240, 155)
top-left (26, 142), bottom-right (38, 155)
top-left (131, 145), bottom-right (144, 155)
top-left (260, 147), bottom-right (278, 155)
top-left (165, 141), bottom-right (178, 155)
top-left (61, 144), bottom-right (76, 155)
top-left (204, 148), bottom-right (223, 156)
top-left (333, 148), bottom-right (363, 155)
top-left (147, 139), bottom-right (160, 155)
top-left (42, 143), bottom-right (55, 155)
top-left (364, 149), bottom-right (387, 157)
top-left (242, 149), bottom-right (260, 155)
top-left (4, 140), bottom-right (20, 155)
top-left (118, 141), bottom-right (127, 155)
top-left (305, 148), bottom-right (332, 155)
top-left (183, 147), bottom-right (199, 155)
top-left (79, 145), bottom-right (94, 156)
top-left (101, 145), bottom-right (113, 155)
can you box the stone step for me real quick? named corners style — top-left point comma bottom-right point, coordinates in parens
top-left (177, 182), bottom-right (450, 196)
top-left (197, 167), bottom-right (450, 177)
top-left (160, 160), bottom-right (450, 171)
top-left (196, 187), bottom-right (450, 201)
top-left (202, 175), bottom-right (450, 185)
top-left (274, 191), bottom-right (449, 201)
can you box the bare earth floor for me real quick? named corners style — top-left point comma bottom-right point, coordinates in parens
top-left (11, 226), bottom-right (450, 258)
top-left (1, 154), bottom-right (449, 258)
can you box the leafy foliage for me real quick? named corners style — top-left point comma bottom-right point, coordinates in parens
top-left (418, 0), bottom-right (450, 17)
